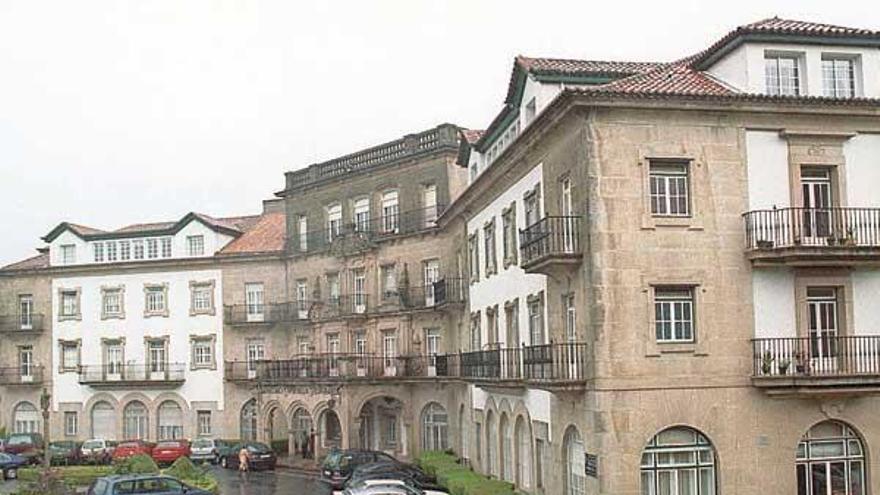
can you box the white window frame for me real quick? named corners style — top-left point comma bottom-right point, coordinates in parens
top-left (765, 53), bottom-right (801, 96)
top-left (119, 240), bottom-right (131, 261)
top-left (93, 242), bottom-right (104, 262)
top-left (187, 235), bottom-right (205, 256)
top-left (61, 244), bottom-right (76, 265)
top-left (353, 197), bottom-right (370, 233)
top-left (381, 190), bottom-right (400, 234)
top-left (822, 56), bottom-right (857, 98)
top-left (327, 203), bottom-right (343, 241)
top-left (133, 239), bottom-right (145, 260)
top-left (654, 286), bottom-right (696, 343)
top-left (64, 411), bottom-right (78, 437)
top-left (298, 215), bottom-right (308, 252)
top-left (649, 161), bottom-right (690, 217)
top-left (197, 411), bottom-right (212, 436)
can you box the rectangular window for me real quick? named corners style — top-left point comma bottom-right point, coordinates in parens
top-left (354, 269), bottom-right (367, 313)
top-left (148, 340), bottom-right (167, 373)
top-left (93, 242), bottom-right (104, 262)
top-left (563, 293), bottom-right (577, 342)
top-left (160, 237), bottom-right (172, 258)
top-left (106, 241), bottom-right (117, 262)
top-left (765, 54), bottom-right (800, 96)
top-left (64, 412), bottom-right (78, 437)
top-left (133, 240), bottom-right (145, 260)
top-left (649, 161), bottom-right (690, 216)
top-left (524, 188), bottom-right (541, 227)
top-left (61, 290), bottom-right (79, 317)
top-left (119, 240), bottom-right (131, 261)
top-left (105, 342), bottom-right (123, 375)
top-left (19, 295), bottom-right (34, 330)
top-left (486, 306), bottom-right (499, 346)
top-left (192, 339), bottom-right (214, 368)
top-left (505, 301), bottom-right (519, 347)
top-left (19, 346), bottom-right (33, 378)
top-left (823, 57), bottom-right (856, 98)
top-left (102, 288), bottom-right (123, 317)
top-left (61, 342), bottom-right (79, 371)
top-left (382, 190), bottom-right (399, 234)
top-left (296, 279), bottom-right (309, 318)
top-left (484, 219), bottom-right (497, 276)
top-left (245, 283), bottom-right (265, 320)
top-left (381, 265), bottom-right (397, 299)
top-left (354, 330), bottom-right (367, 355)
top-left (146, 239), bottom-right (159, 259)
top-left (187, 235), bottom-right (205, 256)
top-left (145, 286), bottom-right (167, 314)
top-left (502, 204), bottom-right (517, 267)
top-left (298, 215), bottom-right (308, 251)
top-left (327, 274), bottom-right (340, 304)
top-left (382, 331), bottom-right (398, 368)
top-left (191, 284), bottom-right (213, 313)
top-left (468, 233), bottom-right (480, 283)
top-left (327, 203), bottom-right (342, 240)
top-left (470, 312), bottom-right (482, 351)
top-left (528, 295), bottom-right (544, 345)
top-left (654, 286), bottom-right (695, 343)
top-left (353, 197), bottom-right (370, 233)
top-left (424, 184), bottom-right (438, 227)
top-left (197, 411), bottom-right (212, 436)
top-left (61, 244), bottom-right (76, 264)
top-left (246, 341), bottom-right (265, 372)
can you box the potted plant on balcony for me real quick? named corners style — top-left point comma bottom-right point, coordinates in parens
top-left (761, 351), bottom-right (774, 375)
top-left (777, 358), bottom-right (791, 376)
top-left (794, 351), bottom-right (807, 374)
top-left (840, 228), bottom-right (857, 247)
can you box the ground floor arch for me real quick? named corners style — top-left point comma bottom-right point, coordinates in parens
top-left (240, 399), bottom-right (258, 441)
top-left (157, 400), bottom-right (183, 440)
top-left (12, 401), bottom-right (39, 433)
top-left (421, 402), bottom-right (448, 452)
top-left (640, 426), bottom-right (716, 495)
top-left (123, 401), bottom-right (149, 440)
top-left (266, 404), bottom-right (288, 452)
top-left (797, 420), bottom-right (866, 495)
top-left (357, 396), bottom-right (405, 457)
top-left (91, 401), bottom-right (116, 439)
top-left (319, 409), bottom-right (343, 450)
top-left (291, 407), bottom-right (314, 459)
top-left (515, 415), bottom-right (532, 490)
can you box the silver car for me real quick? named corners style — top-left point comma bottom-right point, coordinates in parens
top-left (343, 479), bottom-right (448, 495)
top-left (190, 438), bottom-right (225, 464)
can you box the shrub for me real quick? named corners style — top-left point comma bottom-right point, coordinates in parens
top-left (113, 454), bottom-right (159, 475)
top-left (18, 466), bottom-right (113, 485)
top-left (417, 451), bottom-right (519, 495)
top-left (164, 457), bottom-right (219, 494)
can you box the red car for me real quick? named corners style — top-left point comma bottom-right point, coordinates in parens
top-left (112, 440), bottom-right (155, 460)
top-left (151, 440), bottom-right (190, 465)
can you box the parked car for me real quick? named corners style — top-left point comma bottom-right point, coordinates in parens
top-left (321, 449), bottom-right (399, 490)
top-left (87, 474), bottom-right (212, 495)
top-left (151, 440), bottom-right (191, 466)
top-left (81, 439), bottom-right (116, 464)
top-left (0, 452), bottom-right (27, 480)
top-left (49, 440), bottom-right (82, 465)
top-left (4, 433), bottom-right (44, 465)
top-left (218, 442), bottom-right (276, 471)
top-left (342, 479), bottom-right (435, 495)
top-left (346, 462), bottom-right (440, 491)
top-left (190, 438), bottom-right (225, 464)
top-left (112, 440), bottom-right (155, 461)
top-left (0, 438), bottom-right (6, 452)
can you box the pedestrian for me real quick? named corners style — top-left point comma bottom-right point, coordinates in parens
top-left (238, 445), bottom-right (250, 477)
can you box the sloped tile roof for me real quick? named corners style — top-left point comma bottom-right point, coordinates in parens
top-left (1, 253), bottom-right (50, 271)
top-left (460, 129), bottom-right (485, 144)
top-left (588, 56), bottom-right (734, 96)
top-left (517, 56), bottom-right (661, 76)
top-left (739, 16), bottom-right (880, 36)
top-left (113, 221), bottom-right (177, 234)
top-left (218, 212), bottom-right (286, 255)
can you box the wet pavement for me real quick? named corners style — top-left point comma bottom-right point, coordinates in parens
top-left (0, 466), bottom-right (330, 495)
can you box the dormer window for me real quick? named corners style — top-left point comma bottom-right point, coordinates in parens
top-left (822, 57), bottom-right (856, 98)
top-left (61, 244), bottom-right (76, 265)
top-left (765, 54), bottom-right (801, 96)
top-left (187, 235), bottom-right (205, 256)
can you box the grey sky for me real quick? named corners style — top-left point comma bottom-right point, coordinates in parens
top-left (0, 0), bottom-right (876, 265)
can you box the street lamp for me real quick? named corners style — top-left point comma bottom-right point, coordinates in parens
top-left (40, 387), bottom-right (50, 468)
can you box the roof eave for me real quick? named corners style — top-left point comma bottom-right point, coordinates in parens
top-left (694, 32), bottom-right (880, 70)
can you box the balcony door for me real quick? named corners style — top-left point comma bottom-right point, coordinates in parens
top-left (105, 343), bottom-right (124, 381)
top-left (18, 346), bottom-right (33, 383)
top-left (148, 341), bottom-right (167, 380)
top-left (247, 342), bottom-right (265, 379)
top-left (327, 334), bottom-right (340, 377)
top-left (353, 269), bottom-right (367, 314)
top-left (807, 287), bottom-right (840, 372)
top-left (560, 178), bottom-right (576, 253)
top-left (245, 283), bottom-right (265, 322)
top-left (424, 259), bottom-right (440, 307)
top-left (801, 168), bottom-right (833, 241)
top-left (425, 328), bottom-right (440, 377)
top-left (19, 295), bottom-right (33, 330)
top-left (383, 332), bottom-right (397, 377)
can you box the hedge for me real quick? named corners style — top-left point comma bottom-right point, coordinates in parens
top-left (17, 465), bottom-right (113, 486)
top-left (417, 451), bottom-right (521, 495)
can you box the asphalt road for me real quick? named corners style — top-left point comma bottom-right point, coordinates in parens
top-left (0, 466), bottom-right (329, 495)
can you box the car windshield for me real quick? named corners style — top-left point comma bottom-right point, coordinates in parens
top-left (0, 453), bottom-right (10, 462)
top-left (246, 443), bottom-right (271, 453)
top-left (192, 439), bottom-right (213, 448)
top-left (157, 441), bottom-right (181, 449)
top-left (83, 441), bottom-right (103, 448)
top-left (7, 435), bottom-right (33, 445)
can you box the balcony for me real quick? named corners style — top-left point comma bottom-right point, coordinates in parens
top-left (78, 363), bottom-right (186, 389)
top-left (752, 336), bottom-right (880, 396)
top-left (743, 207), bottom-right (880, 266)
top-left (0, 365), bottom-right (44, 386)
top-left (0, 314), bottom-right (45, 334)
top-left (294, 205), bottom-right (446, 257)
top-left (225, 353), bottom-right (461, 384)
top-left (380, 278), bottom-right (467, 312)
top-left (519, 216), bottom-right (582, 274)
top-left (460, 342), bottom-right (589, 390)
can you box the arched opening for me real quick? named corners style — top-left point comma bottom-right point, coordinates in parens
top-left (123, 401), bottom-right (148, 440)
top-left (514, 415), bottom-right (532, 490)
top-left (12, 402), bottom-right (39, 433)
top-left (291, 407), bottom-right (314, 459)
top-left (564, 426), bottom-right (587, 495)
top-left (500, 413), bottom-right (513, 482)
top-left (320, 409), bottom-right (342, 449)
top-left (458, 405), bottom-right (468, 458)
top-left (91, 401), bottom-right (116, 439)
top-left (157, 401), bottom-right (183, 440)
top-left (358, 396), bottom-right (405, 457)
top-left (797, 420), bottom-right (866, 495)
top-left (641, 426), bottom-right (716, 495)
top-left (421, 402), bottom-right (448, 452)
top-left (266, 406), bottom-right (288, 455)
top-left (486, 410), bottom-right (497, 478)
top-left (240, 399), bottom-right (258, 441)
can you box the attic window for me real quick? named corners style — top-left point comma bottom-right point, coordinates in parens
top-left (765, 54), bottom-right (801, 96)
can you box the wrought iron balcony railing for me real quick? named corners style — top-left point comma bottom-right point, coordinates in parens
top-left (520, 216), bottom-right (582, 271)
top-left (752, 336), bottom-right (880, 378)
top-left (460, 342), bottom-right (588, 383)
top-left (743, 207), bottom-right (880, 250)
top-left (78, 363), bottom-right (186, 387)
top-left (0, 365), bottom-right (44, 385)
top-left (225, 353), bottom-right (460, 382)
top-left (0, 314), bottom-right (45, 333)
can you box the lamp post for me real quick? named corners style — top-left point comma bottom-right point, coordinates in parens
top-left (39, 387), bottom-right (50, 468)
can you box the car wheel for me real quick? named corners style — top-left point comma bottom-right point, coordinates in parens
top-left (212, 454), bottom-right (219, 465)
top-left (220, 456), bottom-right (229, 469)
top-left (6, 468), bottom-right (17, 480)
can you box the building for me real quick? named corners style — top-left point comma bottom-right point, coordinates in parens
top-left (2, 15), bottom-right (880, 495)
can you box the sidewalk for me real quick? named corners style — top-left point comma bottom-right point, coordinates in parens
top-left (276, 455), bottom-right (321, 475)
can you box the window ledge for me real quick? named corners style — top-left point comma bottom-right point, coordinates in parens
top-left (642, 215), bottom-right (703, 231)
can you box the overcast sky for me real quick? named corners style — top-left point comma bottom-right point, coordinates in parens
top-left (0, 1), bottom-right (876, 265)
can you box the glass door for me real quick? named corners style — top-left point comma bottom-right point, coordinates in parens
top-left (149, 342), bottom-right (167, 380)
top-left (383, 333), bottom-right (397, 377)
top-left (106, 344), bottom-right (124, 381)
top-left (425, 328), bottom-right (440, 377)
top-left (561, 178), bottom-right (576, 253)
top-left (807, 288), bottom-right (839, 373)
top-left (19, 295), bottom-right (33, 330)
top-left (247, 342), bottom-right (265, 379)
top-left (18, 347), bottom-right (33, 383)
top-left (424, 259), bottom-right (440, 307)
top-left (801, 168), bottom-right (833, 242)
top-left (327, 334), bottom-right (340, 377)
top-left (245, 283), bottom-right (265, 322)
top-left (353, 270), bottom-right (367, 314)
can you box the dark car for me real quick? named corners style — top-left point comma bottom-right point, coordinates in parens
top-left (50, 440), bottom-right (82, 466)
top-left (4, 433), bottom-right (44, 465)
top-left (0, 452), bottom-right (27, 480)
top-left (321, 449), bottom-right (398, 490)
top-left (218, 442), bottom-right (276, 471)
top-left (346, 461), bottom-right (441, 491)
top-left (87, 474), bottom-right (212, 495)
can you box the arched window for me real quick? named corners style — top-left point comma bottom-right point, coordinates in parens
top-left (515, 416), bottom-right (532, 489)
top-left (486, 410), bottom-right (497, 477)
top-left (240, 400), bottom-right (258, 441)
top-left (13, 402), bottom-right (39, 433)
top-left (797, 421), bottom-right (865, 495)
top-left (123, 401), bottom-right (148, 440)
top-left (157, 401), bottom-right (183, 440)
top-left (564, 426), bottom-right (586, 495)
top-left (421, 402), bottom-right (448, 451)
top-left (91, 401), bottom-right (116, 439)
top-left (641, 426), bottom-right (716, 495)
top-left (500, 413), bottom-right (513, 481)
